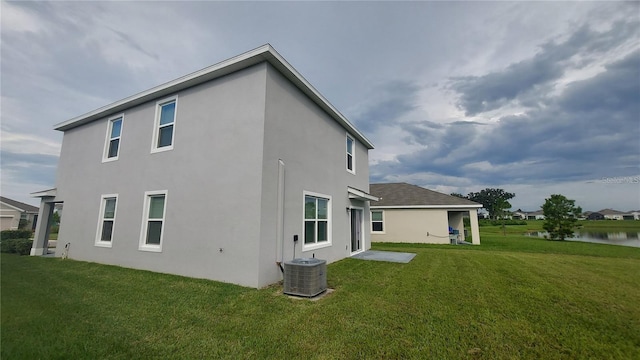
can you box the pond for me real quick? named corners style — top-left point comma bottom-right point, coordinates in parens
top-left (525, 231), bottom-right (640, 248)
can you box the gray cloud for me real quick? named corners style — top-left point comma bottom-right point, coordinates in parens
top-left (0, 150), bottom-right (58, 187)
top-left (372, 48), bottom-right (640, 189)
top-left (448, 19), bottom-right (639, 116)
top-left (351, 80), bottom-right (420, 134)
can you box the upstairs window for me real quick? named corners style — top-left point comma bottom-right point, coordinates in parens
top-left (303, 192), bottom-right (331, 249)
top-left (96, 194), bottom-right (118, 247)
top-left (346, 135), bottom-right (355, 173)
top-left (152, 96), bottom-right (177, 153)
top-left (103, 115), bottom-right (123, 161)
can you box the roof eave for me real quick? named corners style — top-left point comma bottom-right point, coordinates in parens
top-left (31, 188), bottom-right (58, 198)
top-left (53, 45), bottom-right (374, 149)
top-left (371, 204), bottom-right (483, 209)
top-left (347, 187), bottom-right (379, 202)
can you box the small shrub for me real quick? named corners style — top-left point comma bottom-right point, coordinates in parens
top-left (18, 219), bottom-right (29, 229)
top-left (0, 240), bottom-right (14, 253)
top-left (478, 219), bottom-right (528, 226)
top-left (1, 229), bottom-right (33, 240)
top-left (0, 239), bottom-right (33, 255)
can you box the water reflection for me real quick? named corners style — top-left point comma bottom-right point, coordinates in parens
top-left (525, 231), bottom-right (640, 248)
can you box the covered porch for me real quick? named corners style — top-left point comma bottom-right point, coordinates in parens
top-left (447, 208), bottom-right (481, 245)
top-left (30, 188), bottom-right (62, 256)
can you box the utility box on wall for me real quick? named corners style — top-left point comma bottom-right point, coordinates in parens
top-left (283, 258), bottom-right (327, 297)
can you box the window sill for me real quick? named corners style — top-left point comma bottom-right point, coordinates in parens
top-left (94, 241), bottom-right (113, 248)
top-left (102, 156), bottom-right (119, 163)
top-left (138, 245), bottom-right (162, 252)
top-left (151, 146), bottom-right (173, 154)
top-left (302, 241), bottom-right (332, 252)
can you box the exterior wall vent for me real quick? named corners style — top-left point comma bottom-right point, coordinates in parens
top-left (283, 258), bottom-right (327, 297)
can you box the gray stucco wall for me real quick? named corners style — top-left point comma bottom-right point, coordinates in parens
top-left (258, 64), bottom-right (372, 287)
top-left (55, 64), bottom-right (268, 287)
top-left (52, 60), bottom-right (373, 289)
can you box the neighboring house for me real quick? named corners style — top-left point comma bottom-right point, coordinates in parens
top-left (626, 211), bottom-right (640, 220)
top-left (586, 212), bottom-right (605, 220)
top-left (512, 209), bottom-right (526, 220)
top-left (598, 209), bottom-right (627, 220)
top-left (30, 45), bottom-right (378, 288)
top-left (525, 210), bottom-right (545, 220)
top-left (369, 183), bottom-right (482, 245)
top-left (0, 196), bottom-right (39, 232)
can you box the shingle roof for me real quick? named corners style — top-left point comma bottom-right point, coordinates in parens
top-left (598, 208), bottom-right (627, 215)
top-left (370, 183), bottom-right (481, 207)
top-left (0, 196), bottom-right (39, 212)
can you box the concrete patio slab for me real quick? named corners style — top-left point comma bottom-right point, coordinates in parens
top-left (351, 250), bottom-right (416, 263)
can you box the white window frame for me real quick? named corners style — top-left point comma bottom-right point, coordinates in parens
top-left (346, 134), bottom-right (355, 174)
top-left (95, 194), bottom-right (118, 248)
top-left (138, 190), bottom-right (168, 252)
top-left (151, 96), bottom-right (178, 153)
top-left (371, 210), bottom-right (385, 234)
top-left (302, 191), bottom-right (332, 251)
top-left (102, 114), bottom-right (124, 162)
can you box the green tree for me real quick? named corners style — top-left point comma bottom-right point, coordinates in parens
top-left (52, 211), bottom-right (61, 226)
top-left (542, 194), bottom-right (582, 241)
top-left (450, 193), bottom-right (466, 199)
top-left (467, 188), bottom-right (515, 219)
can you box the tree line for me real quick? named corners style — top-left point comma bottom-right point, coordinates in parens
top-left (452, 188), bottom-right (581, 241)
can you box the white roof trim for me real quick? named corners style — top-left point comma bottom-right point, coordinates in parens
top-left (53, 44), bottom-right (374, 149)
top-left (371, 204), bottom-right (483, 209)
top-left (0, 201), bottom-right (27, 212)
top-left (347, 187), bottom-right (379, 202)
top-left (31, 188), bottom-right (57, 198)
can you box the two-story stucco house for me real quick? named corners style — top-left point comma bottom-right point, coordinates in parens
top-left (31, 45), bottom-right (377, 288)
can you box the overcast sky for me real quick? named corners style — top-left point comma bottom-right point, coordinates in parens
top-left (2, 1), bottom-right (639, 212)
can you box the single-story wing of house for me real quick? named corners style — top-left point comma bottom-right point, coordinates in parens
top-left (0, 196), bottom-right (39, 231)
top-left (369, 183), bottom-right (482, 245)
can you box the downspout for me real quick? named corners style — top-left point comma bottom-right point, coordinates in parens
top-left (275, 159), bottom-right (285, 273)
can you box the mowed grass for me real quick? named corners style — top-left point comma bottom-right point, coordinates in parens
top-left (2, 233), bottom-right (640, 359)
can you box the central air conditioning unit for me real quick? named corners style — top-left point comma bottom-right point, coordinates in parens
top-left (283, 258), bottom-right (327, 297)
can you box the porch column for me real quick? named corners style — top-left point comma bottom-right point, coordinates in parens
top-left (31, 197), bottom-right (54, 256)
top-left (469, 209), bottom-right (481, 245)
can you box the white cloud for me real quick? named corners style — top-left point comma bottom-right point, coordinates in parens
top-left (1, 132), bottom-right (61, 157)
top-left (1, 1), bottom-right (47, 34)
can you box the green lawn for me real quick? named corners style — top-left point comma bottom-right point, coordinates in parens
top-left (2, 230), bottom-right (640, 359)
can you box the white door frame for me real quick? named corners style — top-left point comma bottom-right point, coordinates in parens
top-left (349, 206), bottom-right (365, 254)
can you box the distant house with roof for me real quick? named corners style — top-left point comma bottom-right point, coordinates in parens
top-left (598, 209), bottom-right (627, 220)
top-left (584, 211), bottom-right (605, 220)
top-left (369, 183), bottom-right (482, 245)
top-left (525, 210), bottom-right (545, 220)
top-left (512, 209), bottom-right (527, 220)
top-left (0, 196), bottom-right (39, 231)
top-left (626, 211), bottom-right (640, 220)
